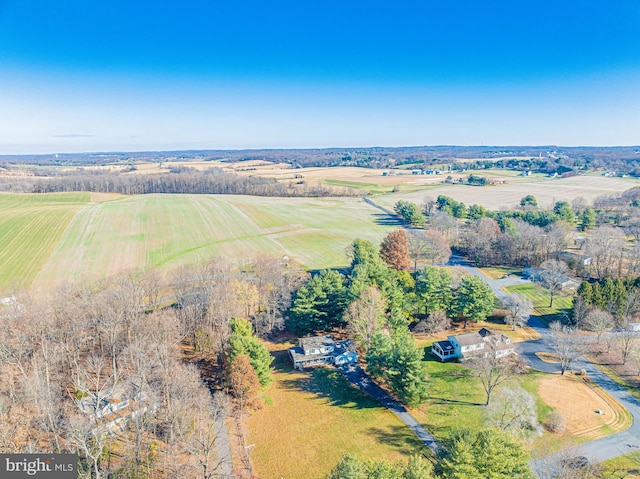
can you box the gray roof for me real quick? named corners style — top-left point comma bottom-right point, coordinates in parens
top-left (453, 331), bottom-right (487, 347)
top-left (289, 338), bottom-right (356, 365)
top-left (300, 335), bottom-right (335, 351)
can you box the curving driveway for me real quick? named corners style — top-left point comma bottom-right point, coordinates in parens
top-left (360, 199), bottom-right (640, 470)
top-left (447, 255), bottom-right (640, 471)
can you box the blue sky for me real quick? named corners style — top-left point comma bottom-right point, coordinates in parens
top-left (0, 0), bottom-right (639, 154)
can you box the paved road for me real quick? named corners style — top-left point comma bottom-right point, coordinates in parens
top-left (337, 363), bottom-right (440, 453)
top-left (201, 381), bottom-right (233, 478)
top-left (446, 255), bottom-right (640, 471)
top-left (213, 392), bottom-right (233, 478)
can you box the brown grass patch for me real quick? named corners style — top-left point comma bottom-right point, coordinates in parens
top-left (538, 375), bottom-right (630, 439)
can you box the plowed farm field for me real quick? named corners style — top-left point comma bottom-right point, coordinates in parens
top-left (0, 193), bottom-right (396, 293)
top-left (0, 192), bottom-right (91, 289)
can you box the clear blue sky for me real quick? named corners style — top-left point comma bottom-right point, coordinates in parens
top-left (1, 0), bottom-right (639, 154)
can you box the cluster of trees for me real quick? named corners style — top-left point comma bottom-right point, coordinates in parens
top-left (21, 168), bottom-right (358, 197)
top-left (327, 428), bottom-right (532, 479)
top-left (287, 234), bottom-right (501, 406)
top-left (576, 277), bottom-right (640, 322)
top-left (5, 145), bottom-right (640, 174)
top-left (394, 200), bottom-right (425, 225)
top-left (392, 190), bottom-right (640, 280)
top-left (0, 276), bottom-right (226, 478)
top-left (288, 235), bottom-right (496, 338)
top-left (0, 254), bottom-right (303, 478)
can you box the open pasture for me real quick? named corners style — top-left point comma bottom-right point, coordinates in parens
top-left (0, 192), bottom-right (90, 290)
top-left (25, 194), bottom-right (395, 291)
top-left (375, 174), bottom-right (640, 210)
top-left (246, 349), bottom-right (425, 479)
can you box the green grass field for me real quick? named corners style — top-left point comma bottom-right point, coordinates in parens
top-left (0, 192), bottom-right (91, 289)
top-left (246, 351), bottom-right (426, 479)
top-left (0, 193), bottom-right (396, 292)
top-left (505, 283), bottom-right (574, 324)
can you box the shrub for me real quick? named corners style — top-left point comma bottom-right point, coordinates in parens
top-left (545, 410), bottom-right (566, 434)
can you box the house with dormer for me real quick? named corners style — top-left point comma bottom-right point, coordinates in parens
top-left (288, 335), bottom-right (358, 370)
top-left (431, 328), bottom-right (514, 362)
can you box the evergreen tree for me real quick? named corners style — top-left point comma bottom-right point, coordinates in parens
top-left (455, 276), bottom-right (496, 327)
top-left (403, 455), bottom-right (434, 479)
top-left (553, 201), bottom-right (574, 223)
top-left (366, 332), bottom-right (393, 378)
top-left (580, 207), bottom-right (596, 231)
top-left (439, 432), bottom-right (481, 479)
top-left (473, 429), bottom-right (532, 479)
top-left (326, 454), bottom-right (368, 479)
top-left (228, 318), bottom-right (273, 386)
top-left (416, 266), bottom-right (453, 315)
top-left (519, 195), bottom-right (537, 208)
top-left (577, 281), bottom-right (593, 304)
top-left (386, 332), bottom-right (429, 407)
top-left (439, 429), bottom-right (532, 479)
top-left (288, 269), bottom-right (349, 334)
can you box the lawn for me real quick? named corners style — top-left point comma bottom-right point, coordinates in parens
top-left (478, 266), bottom-right (522, 280)
top-left (602, 452), bottom-right (640, 478)
top-left (21, 194), bottom-right (397, 291)
top-left (505, 283), bottom-right (574, 325)
top-left (0, 192), bottom-right (91, 290)
top-left (245, 350), bottom-right (426, 479)
top-left (412, 340), bottom-right (629, 455)
top-left (409, 348), bottom-right (487, 441)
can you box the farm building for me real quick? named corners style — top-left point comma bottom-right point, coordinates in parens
top-left (431, 328), bottom-right (515, 362)
top-left (288, 335), bottom-right (358, 370)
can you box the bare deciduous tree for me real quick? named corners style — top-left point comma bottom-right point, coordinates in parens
top-left (344, 285), bottom-right (387, 350)
top-left (486, 386), bottom-right (542, 440)
top-left (583, 226), bottom-right (626, 278)
top-left (582, 309), bottom-right (614, 344)
top-left (503, 293), bottom-right (533, 331)
top-left (539, 259), bottom-right (569, 308)
top-left (467, 349), bottom-right (525, 406)
top-left (615, 318), bottom-right (639, 365)
top-left (549, 321), bottom-right (581, 375)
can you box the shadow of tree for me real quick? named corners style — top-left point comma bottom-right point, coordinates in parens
top-left (279, 365), bottom-right (382, 410)
top-left (372, 213), bottom-right (403, 227)
top-left (428, 396), bottom-right (483, 406)
top-left (366, 425), bottom-right (429, 454)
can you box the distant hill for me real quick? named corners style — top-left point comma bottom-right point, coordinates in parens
top-left (2, 145), bottom-right (640, 175)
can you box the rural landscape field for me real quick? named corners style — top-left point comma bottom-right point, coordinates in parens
top-left (1, 190), bottom-right (396, 293)
top-left (4, 2), bottom-right (640, 478)
top-left (3, 165), bottom-right (639, 294)
top-left (4, 155), bottom-right (640, 479)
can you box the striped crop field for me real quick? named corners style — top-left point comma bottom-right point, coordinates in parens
top-left (0, 192), bottom-right (91, 290)
top-left (13, 194), bottom-right (397, 292)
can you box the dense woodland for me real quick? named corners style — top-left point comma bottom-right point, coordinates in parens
top-left (0, 255), bottom-right (306, 479)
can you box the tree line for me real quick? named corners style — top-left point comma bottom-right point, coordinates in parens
top-left (2, 167), bottom-right (359, 197)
